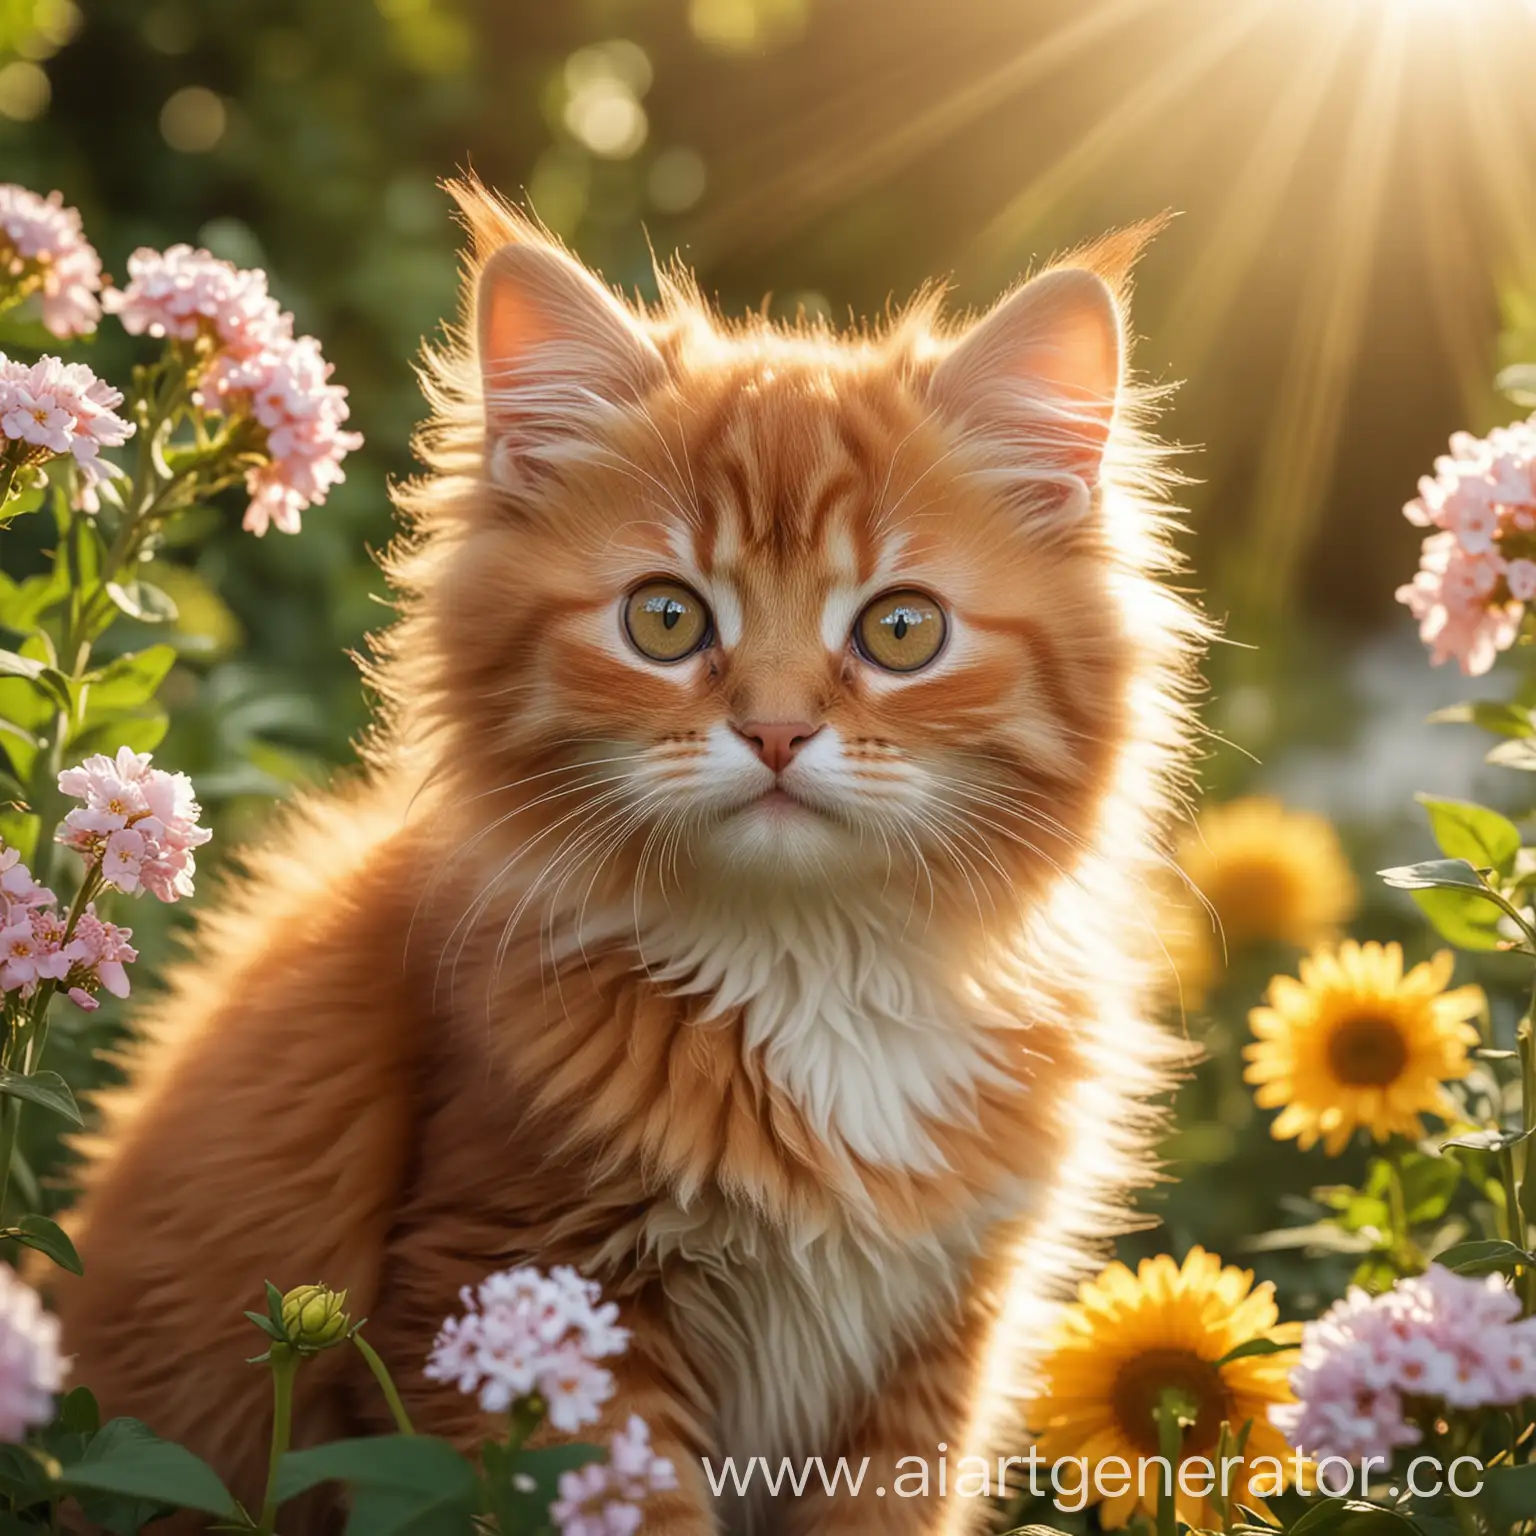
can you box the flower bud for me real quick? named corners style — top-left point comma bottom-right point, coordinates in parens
top-left (280, 1284), bottom-right (350, 1353)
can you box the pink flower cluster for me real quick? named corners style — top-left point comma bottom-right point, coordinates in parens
top-left (0, 185), bottom-right (103, 339)
top-left (1, 355), bottom-right (133, 506)
top-left (0, 1264), bottom-right (64, 1442)
top-left (1272, 1265), bottom-right (1536, 1463)
top-left (0, 848), bottom-right (135, 1011)
top-left (551, 1416), bottom-right (678, 1536)
top-left (57, 747), bottom-right (212, 904)
top-left (1397, 419), bottom-right (1536, 675)
top-left (103, 246), bottom-right (361, 535)
top-left (425, 1265), bottom-right (629, 1432)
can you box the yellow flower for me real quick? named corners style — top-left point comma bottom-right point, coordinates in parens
top-left (1159, 798), bottom-right (1358, 1007)
top-left (1244, 940), bottom-right (1482, 1156)
top-left (1029, 1248), bottom-right (1301, 1530)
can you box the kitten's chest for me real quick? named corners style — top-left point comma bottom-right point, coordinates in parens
top-left (623, 906), bottom-right (1037, 1456)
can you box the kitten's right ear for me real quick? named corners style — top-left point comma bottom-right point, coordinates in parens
top-left (476, 242), bottom-right (662, 487)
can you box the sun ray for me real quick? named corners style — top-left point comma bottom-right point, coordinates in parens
top-left (1163, 4), bottom-right (1361, 381)
top-left (1450, 0), bottom-right (1536, 278)
top-left (687, 0), bottom-right (1163, 265)
top-left (1411, 19), bottom-right (1498, 416)
top-left (967, 0), bottom-right (1281, 276)
top-left (1229, 10), bottom-right (1411, 625)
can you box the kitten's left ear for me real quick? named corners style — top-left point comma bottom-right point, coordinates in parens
top-left (929, 266), bottom-right (1122, 502)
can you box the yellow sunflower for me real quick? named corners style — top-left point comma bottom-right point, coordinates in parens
top-left (1244, 940), bottom-right (1483, 1156)
top-left (1158, 797), bottom-right (1358, 1007)
top-left (1029, 1248), bottom-right (1301, 1530)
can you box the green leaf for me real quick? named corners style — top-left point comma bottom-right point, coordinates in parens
top-left (6, 1215), bottom-right (82, 1276)
top-left (482, 1441), bottom-right (604, 1536)
top-left (1441, 1127), bottom-right (1529, 1153)
top-left (66, 707), bottom-right (169, 760)
top-left (55, 1386), bottom-right (100, 1437)
top-left (57, 1419), bottom-right (235, 1520)
top-left (1378, 858), bottom-right (1489, 891)
top-left (1287, 1497), bottom-right (1351, 1536)
top-left (80, 646), bottom-right (176, 715)
top-left (1427, 699), bottom-right (1536, 738)
top-left (1416, 794), bottom-right (1521, 873)
top-left (1210, 1337), bottom-right (1298, 1368)
top-left (275, 1437), bottom-right (476, 1536)
top-left (1481, 1463), bottom-right (1536, 1526)
top-left (0, 1444), bottom-right (53, 1503)
top-left (1486, 737), bottom-right (1536, 771)
top-left (1432, 1237), bottom-right (1534, 1275)
top-left (274, 1436), bottom-right (475, 1503)
top-left (0, 652), bottom-right (70, 712)
top-left (1397, 1152), bottom-right (1463, 1226)
top-left (0, 570), bottom-right (68, 635)
top-left (1243, 1220), bottom-right (1375, 1255)
top-left (103, 582), bottom-right (179, 625)
top-left (1409, 887), bottom-right (1508, 951)
top-left (0, 1069), bottom-right (82, 1127)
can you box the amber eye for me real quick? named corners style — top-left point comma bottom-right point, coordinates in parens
top-left (623, 579), bottom-right (712, 663)
top-left (854, 589), bottom-right (947, 673)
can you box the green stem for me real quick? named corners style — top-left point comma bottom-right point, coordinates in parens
top-left (1383, 1147), bottom-right (1425, 1274)
top-left (352, 1333), bottom-right (414, 1436)
top-left (257, 1349), bottom-right (299, 1534)
top-left (1503, 1144), bottom-right (1526, 1248)
top-left (0, 871), bottom-right (100, 1222)
top-left (1520, 1004), bottom-right (1536, 1316)
top-left (1152, 1388), bottom-right (1193, 1536)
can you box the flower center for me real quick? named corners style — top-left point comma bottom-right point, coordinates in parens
top-left (1206, 858), bottom-right (1303, 948)
top-left (1109, 1348), bottom-right (1229, 1457)
top-left (1326, 1011), bottom-right (1409, 1087)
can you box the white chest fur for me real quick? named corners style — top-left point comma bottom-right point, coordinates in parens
top-left (626, 897), bottom-right (1038, 1465)
top-left (646, 895), bottom-right (1011, 1172)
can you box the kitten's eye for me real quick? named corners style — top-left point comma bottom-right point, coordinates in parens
top-left (854, 589), bottom-right (947, 673)
top-left (623, 580), bottom-right (712, 663)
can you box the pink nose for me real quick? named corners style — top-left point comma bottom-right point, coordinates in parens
top-left (734, 720), bottom-right (822, 774)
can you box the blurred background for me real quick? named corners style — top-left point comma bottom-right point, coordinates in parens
top-left (6, 0), bottom-right (1536, 1359)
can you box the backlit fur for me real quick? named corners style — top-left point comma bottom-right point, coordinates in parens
top-left (54, 181), bottom-right (1208, 1535)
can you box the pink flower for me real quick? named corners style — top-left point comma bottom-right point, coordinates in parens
top-left (0, 356), bottom-right (134, 505)
top-left (56, 747), bottom-right (211, 903)
top-left (550, 1417), bottom-right (677, 1536)
top-left (1399, 416), bottom-right (1536, 673)
top-left (541, 1344), bottom-right (617, 1433)
top-left (63, 907), bottom-right (137, 1004)
top-left (104, 247), bottom-right (361, 534)
top-left (424, 1265), bottom-right (630, 1424)
top-left (0, 850), bottom-right (50, 914)
top-left (1273, 1265), bottom-right (1536, 1463)
top-left (0, 186), bottom-right (103, 339)
top-left (104, 244), bottom-right (289, 355)
top-left (0, 909), bottom-right (69, 994)
top-left (0, 1265), bottom-right (64, 1440)
top-left (1506, 557), bottom-right (1536, 602)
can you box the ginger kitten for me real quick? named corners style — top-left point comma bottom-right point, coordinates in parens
top-left (55, 180), bottom-right (1204, 1534)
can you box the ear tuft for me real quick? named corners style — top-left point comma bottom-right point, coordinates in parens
top-left (929, 265), bottom-right (1124, 507)
top-left (476, 241), bottom-right (662, 488)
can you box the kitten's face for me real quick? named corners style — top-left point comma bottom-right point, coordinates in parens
top-left (434, 240), bottom-right (1135, 915)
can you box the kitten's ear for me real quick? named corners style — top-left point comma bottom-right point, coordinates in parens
top-left (928, 266), bottom-right (1122, 508)
top-left (477, 241), bottom-right (662, 487)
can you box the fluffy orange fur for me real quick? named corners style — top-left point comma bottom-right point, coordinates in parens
top-left (52, 181), bottom-right (1206, 1534)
